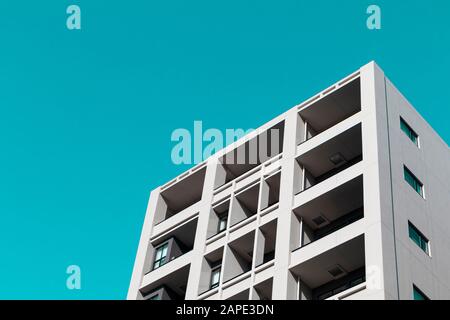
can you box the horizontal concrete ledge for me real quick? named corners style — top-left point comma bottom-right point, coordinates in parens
top-left (198, 288), bottom-right (219, 300)
top-left (290, 219), bottom-right (365, 268)
top-left (222, 271), bottom-right (252, 290)
top-left (254, 261), bottom-right (275, 286)
top-left (205, 230), bottom-right (226, 246)
top-left (140, 251), bottom-right (193, 290)
top-left (160, 162), bottom-right (207, 192)
top-left (152, 203), bottom-right (200, 239)
top-left (229, 215), bottom-right (257, 235)
top-left (326, 282), bottom-right (367, 300)
top-left (293, 161), bottom-right (364, 210)
top-left (296, 113), bottom-right (362, 157)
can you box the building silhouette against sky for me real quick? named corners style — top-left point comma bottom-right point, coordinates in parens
top-left (128, 62), bottom-right (450, 300)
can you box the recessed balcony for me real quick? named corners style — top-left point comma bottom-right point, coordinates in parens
top-left (253, 278), bottom-right (273, 300)
top-left (290, 235), bottom-right (365, 300)
top-left (229, 183), bottom-right (260, 227)
top-left (199, 247), bottom-right (224, 295)
top-left (294, 123), bottom-right (362, 194)
top-left (154, 167), bottom-right (206, 225)
top-left (214, 121), bottom-right (284, 189)
top-left (141, 264), bottom-right (190, 300)
top-left (223, 231), bottom-right (255, 283)
top-left (255, 219), bottom-right (277, 268)
top-left (260, 172), bottom-right (281, 211)
top-left (292, 175), bottom-right (364, 250)
top-left (147, 218), bottom-right (197, 274)
top-left (207, 199), bottom-right (230, 239)
top-left (297, 77), bottom-right (361, 144)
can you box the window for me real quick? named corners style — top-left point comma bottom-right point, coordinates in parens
top-left (210, 266), bottom-right (221, 289)
top-left (404, 166), bottom-right (424, 197)
top-left (408, 222), bottom-right (429, 254)
top-left (400, 118), bottom-right (419, 146)
top-left (218, 215), bottom-right (227, 233)
top-left (144, 287), bottom-right (163, 300)
top-left (148, 294), bottom-right (161, 300)
top-left (413, 285), bottom-right (429, 300)
top-left (153, 242), bottom-right (169, 270)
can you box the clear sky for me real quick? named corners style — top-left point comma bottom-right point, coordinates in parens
top-left (0, 0), bottom-right (448, 299)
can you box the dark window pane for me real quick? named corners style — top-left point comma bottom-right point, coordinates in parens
top-left (400, 118), bottom-right (418, 146)
top-left (153, 242), bottom-right (169, 270)
top-left (409, 222), bottom-right (429, 254)
top-left (413, 286), bottom-right (429, 300)
top-left (404, 167), bottom-right (423, 197)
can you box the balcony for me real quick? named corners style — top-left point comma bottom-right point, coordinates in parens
top-left (290, 234), bottom-right (365, 300)
top-left (260, 171), bottom-right (281, 211)
top-left (297, 77), bottom-right (361, 144)
top-left (154, 167), bottom-right (206, 225)
top-left (255, 219), bottom-right (277, 267)
top-left (253, 277), bottom-right (273, 300)
top-left (294, 123), bottom-right (362, 194)
top-left (207, 199), bottom-right (230, 239)
top-left (199, 247), bottom-right (224, 296)
top-left (230, 183), bottom-right (260, 227)
top-left (292, 175), bottom-right (364, 250)
top-left (214, 121), bottom-right (284, 189)
top-left (146, 217), bottom-right (197, 274)
top-left (223, 231), bottom-right (255, 283)
top-left (141, 264), bottom-right (190, 300)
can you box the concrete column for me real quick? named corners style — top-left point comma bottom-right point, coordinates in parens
top-left (254, 228), bottom-right (266, 267)
top-left (185, 160), bottom-right (218, 299)
top-left (360, 61), bottom-right (398, 300)
top-left (250, 287), bottom-right (261, 300)
top-left (127, 187), bottom-right (161, 300)
top-left (272, 108), bottom-right (299, 299)
top-left (259, 180), bottom-right (270, 211)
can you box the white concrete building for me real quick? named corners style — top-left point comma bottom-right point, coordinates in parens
top-left (128, 62), bottom-right (450, 300)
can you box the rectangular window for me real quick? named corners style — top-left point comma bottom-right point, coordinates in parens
top-left (408, 222), bottom-right (429, 254)
top-left (153, 242), bottom-right (169, 270)
top-left (210, 266), bottom-right (221, 289)
top-left (404, 166), bottom-right (424, 197)
top-left (217, 215), bottom-right (227, 233)
top-left (413, 285), bottom-right (429, 300)
top-left (400, 117), bottom-right (419, 146)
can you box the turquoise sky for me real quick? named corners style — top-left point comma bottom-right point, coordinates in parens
top-left (0, 1), bottom-right (448, 299)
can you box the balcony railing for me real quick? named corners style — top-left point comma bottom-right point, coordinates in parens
top-left (310, 208), bottom-right (363, 243)
top-left (299, 155), bottom-right (362, 194)
top-left (293, 207), bottom-right (364, 252)
top-left (316, 271), bottom-right (366, 300)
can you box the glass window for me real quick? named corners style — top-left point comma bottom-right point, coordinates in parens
top-left (153, 242), bottom-right (169, 270)
top-left (400, 118), bottom-right (419, 146)
top-left (408, 222), bottom-right (429, 254)
top-left (404, 166), bottom-right (424, 197)
top-left (413, 285), bottom-right (429, 300)
top-left (148, 294), bottom-right (161, 300)
top-left (217, 215), bottom-right (227, 233)
top-left (210, 266), bottom-right (221, 289)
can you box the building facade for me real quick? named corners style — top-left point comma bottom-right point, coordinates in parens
top-left (128, 62), bottom-right (450, 300)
